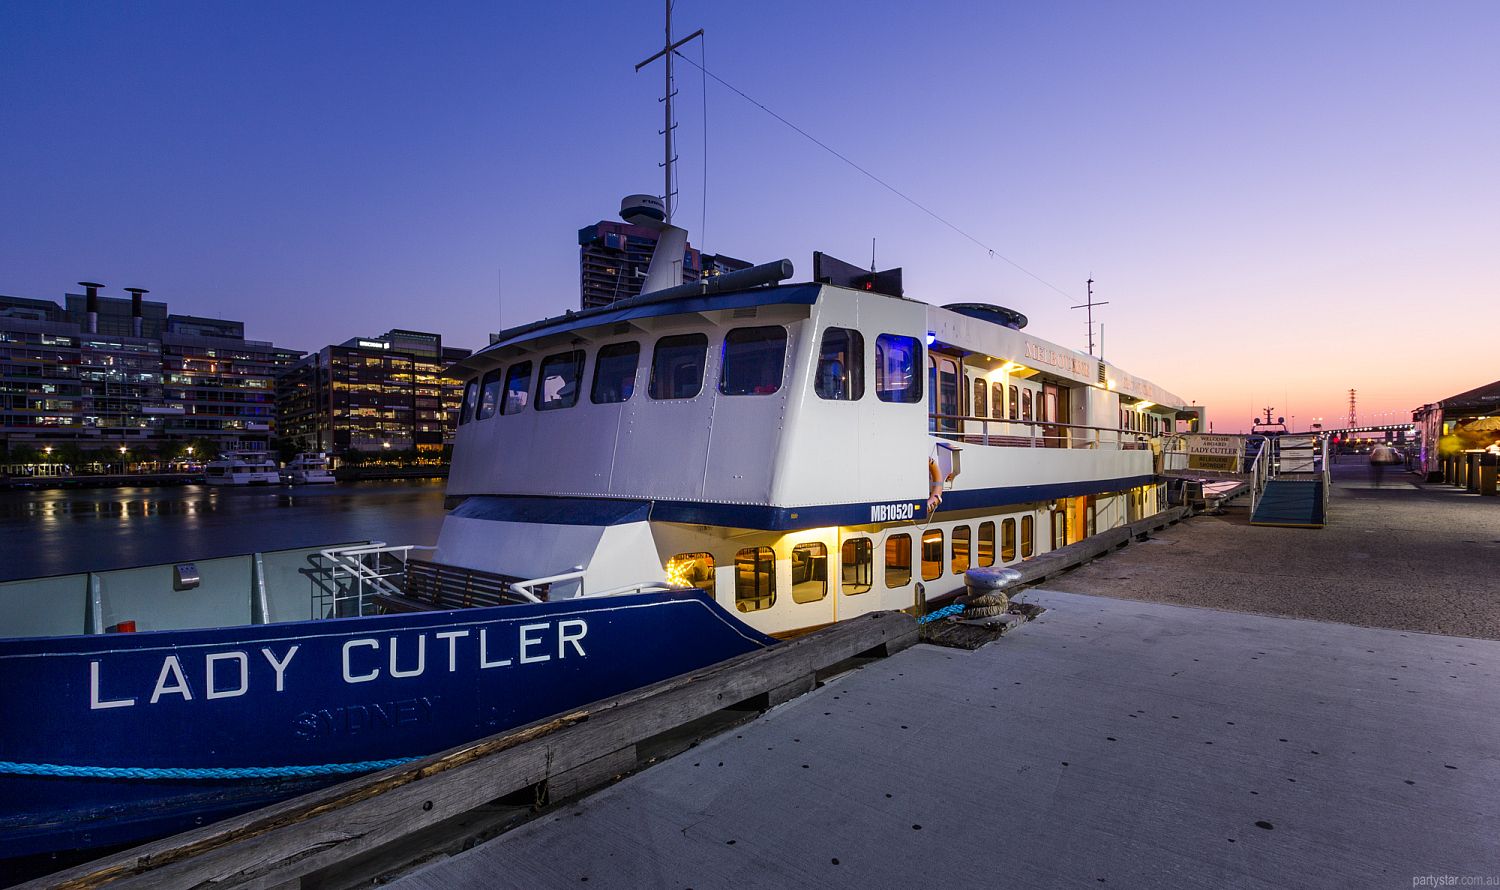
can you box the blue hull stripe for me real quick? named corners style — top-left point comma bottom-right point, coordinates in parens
top-left (450, 475), bottom-right (1157, 532)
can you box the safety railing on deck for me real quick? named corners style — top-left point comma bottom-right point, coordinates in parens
top-left (929, 414), bottom-right (1156, 451)
top-left (318, 543), bottom-right (435, 617)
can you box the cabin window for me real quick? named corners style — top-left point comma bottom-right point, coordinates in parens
top-left (977, 521), bottom-right (995, 567)
top-left (929, 356), bottom-right (960, 433)
top-left (1021, 515), bottom-right (1035, 558)
top-left (1008, 385), bottom-right (1019, 420)
top-left (477, 368), bottom-right (504, 421)
top-left (921, 529), bottom-right (944, 581)
top-left (591, 341), bottom-right (639, 404)
top-left (875, 334), bottom-right (922, 403)
top-left (951, 525), bottom-right (971, 574)
top-left (974, 380), bottom-right (987, 418)
top-left (667, 552), bottom-right (715, 591)
top-left (992, 382), bottom-right (1004, 420)
top-left (1021, 389), bottom-right (1033, 421)
top-left (459, 379), bottom-right (478, 425)
top-left (1051, 507), bottom-right (1067, 550)
top-left (815, 327), bottom-right (864, 400)
top-left (501, 361), bottom-right (532, 415)
top-left (884, 534), bottom-right (912, 588)
top-left (1002, 518), bottom-right (1017, 561)
top-left (841, 537), bottom-right (873, 594)
top-left (720, 326), bottom-right (788, 396)
top-left (536, 350), bottom-right (584, 411)
top-left (650, 333), bottom-right (708, 400)
top-left (791, 542), bottom-right (828, 603)
top-left (734, 546), bottom-right (776, 612)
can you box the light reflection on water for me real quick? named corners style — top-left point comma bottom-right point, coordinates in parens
top-left (0, 481), bottom-right (449, 581)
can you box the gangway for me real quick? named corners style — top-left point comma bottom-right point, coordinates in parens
top-left (1249, 434), bottom-right (1330, 528)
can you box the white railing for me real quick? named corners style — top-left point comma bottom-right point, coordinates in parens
top-left (929, 414), bottom-right (1157, 451)
top-left (1247, 439), bottom-right (1271, 513)
top-left (319, 543), bottom-right (436, 616)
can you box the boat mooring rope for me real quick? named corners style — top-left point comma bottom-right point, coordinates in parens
top-left (917, 603), bottom-right (966, 624)
top-left (0, 757), bottom-right (419, 780)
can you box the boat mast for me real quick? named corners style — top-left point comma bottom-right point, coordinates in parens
top-left (635, 1), bottom-right (703, 225)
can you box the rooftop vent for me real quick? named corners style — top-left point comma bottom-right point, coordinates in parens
top-left (943, 303), bottom-right (1028, 330)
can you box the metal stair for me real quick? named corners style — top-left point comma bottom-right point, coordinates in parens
top-left (1248, 434), bottom-right (1330, 528)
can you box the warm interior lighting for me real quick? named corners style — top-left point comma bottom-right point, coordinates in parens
top-left (664, 555), bottom-right (694, 588)
top-left (1106, 380), bottom-right (1117, 390)
top-left (1135, 401), bottom-right (1155, 411)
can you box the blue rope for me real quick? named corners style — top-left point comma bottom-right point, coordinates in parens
top-left (918, 603), bottom-right (966, 625)
top-left (0, 757), bottom-right (419, 780)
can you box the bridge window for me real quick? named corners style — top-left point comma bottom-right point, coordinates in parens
top-left (977, 521), bottom-right (995, 567)
top-left (720, 326), bottom-right (787, 396)
top-left (1002, 518), bottom-right (1017, 561)
top-left (815, 327), bottom-right (864, 400)
top-left (591, 342), bottom-right (639, 404)
top-left (951, 525), bottom-right (971, 574)
top-left (477, 368), bottom-right (503, 421)
top-left (650, 334), bottom-right (708, 400)
top-left (884, 534), bottom-right (912, 588)
top-left (1008, 385), bottom-right (1019, 420)
top-left (974, 380), bottom-right (987, 418)
top-left (734, 546), bottom-right (776, 612)
top-left (921, 529), bottom-right (944, 581)
top-left (667, 552), bottom-right (715, 591)
top-left (791, 542), bottom-right (828, 603)
top-left (841, 537), bottom-right (873, 594)
top-left (536, 350), bottom-right (584, 411)
top-left (459, 379), bottom-right (478, 425)
top-left (875, 334), bottom-right (922, 403)
top-left (1021, 515), bottom-right (1035, 558)
top-left (501, 361), bottom-right (532, 415)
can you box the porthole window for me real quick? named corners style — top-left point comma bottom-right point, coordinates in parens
top-left (841, 537), bottom-right (873, 594)
top-left (921, 529), bottom-right (944, 581)
top-left (591, 341), bottom-right (639, 404)
top-left (1001, 518), bottom-right (1017, 562)
top-left (815, 327), bottom-right (864, 401)
top-left (501, 361), bottom-right (532, 415)
top-left (477, 368), bottom-right (503, 421)
top-left (459, 378), bottom-right (478, 425)
top-left (650, 333), bottom-right (708, 400)
top-left (1021, 515), bottom-right (1035, 558)
top-left (667, 552), bottom-right (715, 591)
top-left (977, 521), bottom-right (996, 567)
top-left (875, 334), bottom-right (922, 403)
top-left (884, 534), bottom-right (912, 588)
top-left (791, 542), bottom-right (828, 603)
top-left (720, 326), bottom-right (788, 396)
top-left (734, 547), bottom-right (776, 612)
top-left (536, 350), bottom-right (584, 411)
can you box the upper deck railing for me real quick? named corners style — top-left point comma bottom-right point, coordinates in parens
top-left (928, 413), bottom-right (1156, 451)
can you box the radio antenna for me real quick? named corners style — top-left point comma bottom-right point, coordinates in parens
top-left (635, 1), bottom-right (703, 224)
top-left (1070, 278), bottom-right (1109, 356)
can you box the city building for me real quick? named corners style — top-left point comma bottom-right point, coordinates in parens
top-left (1, 283), bottom-right (301, 463)
top-left (275, 329), bottom-right (472, 457)
top-left (578, 220), bottom-right (752, 309)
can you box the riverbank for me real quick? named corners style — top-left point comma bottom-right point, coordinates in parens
top-left (0, 467), bottom-right (447, 491)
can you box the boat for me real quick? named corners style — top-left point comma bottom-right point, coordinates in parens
top-left (203, 451), bottom-right (280, 486)
top-left (284, 452), bottom-right (336, 484)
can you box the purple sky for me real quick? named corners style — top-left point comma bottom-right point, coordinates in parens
top-left (3, 1), bottom-right (1496, 432)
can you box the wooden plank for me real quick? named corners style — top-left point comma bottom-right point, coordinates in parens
top-left (34, 611), bottom-right (914, 890)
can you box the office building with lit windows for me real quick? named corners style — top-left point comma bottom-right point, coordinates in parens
top-left (578, 220), bottom-right (752, 310)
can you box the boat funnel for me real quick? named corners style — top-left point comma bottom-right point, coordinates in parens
top-left (621, 194), bottom-right (689, 296)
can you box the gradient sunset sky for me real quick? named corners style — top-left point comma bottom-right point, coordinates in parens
top-left (2, 1), bottom-right (1495, 432)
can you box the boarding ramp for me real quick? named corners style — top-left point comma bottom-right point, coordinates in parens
top-left (1249, 435), bottom-right (1330, 528)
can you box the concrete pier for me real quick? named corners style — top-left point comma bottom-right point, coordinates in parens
top-left (395, 462), bottom-right (1500, 889)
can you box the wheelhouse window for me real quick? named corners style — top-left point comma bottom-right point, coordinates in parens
top-left (650, 333), bottom-right (708, 400)
top-left (477, 368), bottom-right (503, 421)
top-left (884, 534), bottom-right (912, 588)
top-left (459, 378), bottom-right (478, 425)
top-left (921, 529), bottom-right (944, 581)
top-left (501, 361), bottom-right (532, 415)
top-left (1008, 385), bottom-right (1019, 420)
top-left (536, 350), bottom-right (584, 411)
top-left (734, 546), bottom-right (776, 612)
top-left (667, 552), bottom-right (715, 591)
top-left (875, 334), bottom-right (922, 403)
top-left (841, 537), bottom-right (873, 594)
top-left (791, 542), bottom-right (828, 604)
top-left (1021, 515), bottom-right (1035, 558)
top-left (1002, 518), bottom-right (1017, 561)
top-left (974, 381), bottom-right (987, 418)
top-left (591, 341), bottom-right (639, 404)
top-left (719, 326), bottom-right (788, 396)
top-left (977, 521), bottom-right (996, 567)
top-left (952, 525), bottom-right (971, 574)
top-left (815, 327), bottom-right (864, 400)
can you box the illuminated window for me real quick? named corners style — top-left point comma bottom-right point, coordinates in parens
top-left (477, 368), bottom-right (503, 420)
top-left (650, 334), bottom-right (708, 400)
top-left (591, 342), bottom-right (639, 404)
top-left (1008, 385), bottom-right (1019, 420)
top-left (991, 382), bottom-right (1004, 418)
top-left (668, 552), bottom-right (715, 591)
top-left (974, 381), bottom-right (987, 418)
top-left (1022, 389), bottom-right (1033, 421)
top-left (734, 547), bottom-right (776, 612)
top-left (884, 534), bottom-right (912, 588)
top-left (720, 326), bottom-right (787, 396)
top-left (1021, 515), bottom-right (1034, 558)
top-left (1000, 519), bottom-right (1017, 562)
top-left (977, 521), bottom-right (995, 567)
top-left (951, 525), bottom-right (971, 574)
top-left (1051, 507), bottom-right (1067, 549)
top-left (875, 334), bottom-right (922, 403)
top-left (921, 529), bottom-right (944, 581)
top-left (501, 362), bottom-right (532, 415)
top-left (815, 328), bottom-right (864, 401)
top-left (791, 542), bottom-right (827, 603)
top-left (536, 350), bottom-right (584, 411)
top-left (841, 537), bottom-right (873, 594)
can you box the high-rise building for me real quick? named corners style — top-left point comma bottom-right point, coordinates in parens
top-left (578, 220), bottom-right (752, 310)
top-left (1, 285), bottom-right (300, 459)
top-left (275, 330), bottom-right (472, 456)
